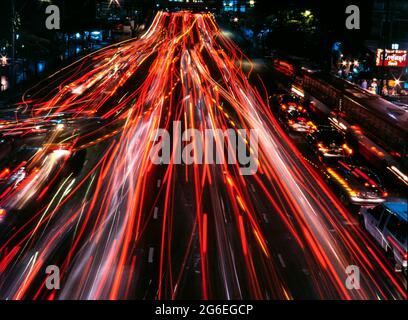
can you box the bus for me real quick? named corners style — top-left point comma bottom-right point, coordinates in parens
top-left (302, 71), bottom-right (408, 169)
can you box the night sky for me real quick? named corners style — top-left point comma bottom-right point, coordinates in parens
top-left (0, 0), bottom-right (374, 38)
top-left (254, 0), bottom-right (373, 39)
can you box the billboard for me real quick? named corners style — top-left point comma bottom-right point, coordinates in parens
top-left (376, 49), bottom-right (407, 67)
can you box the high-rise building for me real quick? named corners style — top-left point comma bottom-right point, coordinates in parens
top-left (367, 0), bottom-right (408, 51)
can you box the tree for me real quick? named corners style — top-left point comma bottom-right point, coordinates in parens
top-left (264, 9), bottom-right (320, 55)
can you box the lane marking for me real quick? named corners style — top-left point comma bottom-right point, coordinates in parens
top-left (148, 247), bottom-right (155, 263)
top-left (277, 254), bottom-right (286, 268)
top-left (262, 213), bottom-right (269, 223)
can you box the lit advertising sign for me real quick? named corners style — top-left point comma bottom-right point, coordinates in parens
top-left (376, 49), bottom-right (407, 67)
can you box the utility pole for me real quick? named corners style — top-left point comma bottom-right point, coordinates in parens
top-left (11, 0), bottom-right (16, 88)
top-left (381, 0), bottom-right (391, 95)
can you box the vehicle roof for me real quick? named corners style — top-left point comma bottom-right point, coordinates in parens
top-left (332, 164), bottom-right (383, 192)
top-left (384, 202), bottom-right (408, 222)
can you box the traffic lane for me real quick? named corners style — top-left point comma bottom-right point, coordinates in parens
top-left (210, 78), bottom-right (406, 299)
top-left (254, 120), bottom-right (407, 298)
top-left (0, 130), bottom-right (107, 233)
top-left (243, 175), bottom-right (327, 299)
top-left (0, 138), bottom-right (112, 299)
top-left (131, 164), bottom-right (200, 300)
top-left (58, 138), bottom-right (161, 299)
top-left (188, 42), bottom-right (406, 298)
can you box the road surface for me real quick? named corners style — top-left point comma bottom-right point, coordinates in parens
top-left (0, 11), bottom-right (406, 300)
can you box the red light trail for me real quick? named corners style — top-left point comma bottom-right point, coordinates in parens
top-left (0, 12), bottom-right (405, 300)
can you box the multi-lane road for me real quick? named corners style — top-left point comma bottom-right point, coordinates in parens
top-left (0, 11), bottom-right (406, 300)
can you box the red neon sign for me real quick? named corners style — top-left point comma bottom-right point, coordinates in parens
top-left (376, 49), bottom-right (407, 67)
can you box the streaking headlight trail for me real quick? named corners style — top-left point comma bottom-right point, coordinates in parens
top-left (0, 11), bottom-right (405, 300)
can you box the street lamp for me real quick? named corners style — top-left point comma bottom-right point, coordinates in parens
top-left (0, 55), bottom-right (7, 66)
top-left (109, 0), bottom-right (120, 7)
top-left (303, 10), bottom-right (312, 17)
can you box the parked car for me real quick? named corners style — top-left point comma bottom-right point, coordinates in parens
top-left (307, 126), bottom-right (352, 159)
top-left (279, 104), bottom-right (317, 133)
top-left (325, 160), bottom-right (388, 205)
top-left (360, 201), bottom-right (407, 272)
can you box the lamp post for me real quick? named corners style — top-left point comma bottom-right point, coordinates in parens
top-left (381, 0), bottom-right (391, 96)
top-left (0, 56), bottom-right (8, 66)
top-left (11, 0), bottom-right (16, 88)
